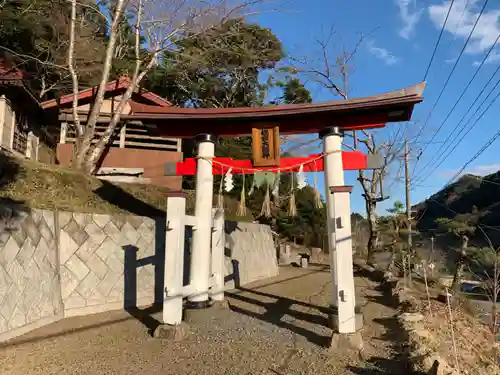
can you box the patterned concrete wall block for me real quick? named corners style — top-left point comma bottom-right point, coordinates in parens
top-left (9, 307), bottom-right (26, 330)
top-left (96, 269), bottom-right (121, 298)
top-left (73, 213), bottom-right (93, 228)
top-left (102, 221), bottom-right (122, 246)
top-left (86, 290), bottom-right (108, 307)
top-left (122, 222), bottom-right (140, 244)
top-left (65, 254), bottom-right (90, 282)
top-left (59, 231), bottom-right (79, 265)
top-left (137, 222), bottom-right (155, 243)
top-left (0, 207), bottom-right (61, 337)
top-left (65, 291), bottom-right (87, 310)
top-left (60, 265), bottom-right (80, 300)
top-left (16, 237), bottom-right (35, 269)
top-left (59, 211), bottom-right (73, 229)
top-left (93, 214), bottom-right (111, 229)
top-left (85, 253), bottom-right (109, 280)
top-left (224, 222), bottom-right (279, 287)
top-left (23, 215), bottom-right (41, 247)
top-left (76, 272), bottom-right (102, 300)
top-left (42, 210), bottom-right (55, 233)
top-left (1, 236), bottom-right (20, 268)
top-left (64, 218), bottom-right (89, 247)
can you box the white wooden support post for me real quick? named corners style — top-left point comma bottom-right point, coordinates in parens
top-left (163, 193), bottom-right (187, 325)
top-left (26, 131), bottom-right (34, 159)
top-left (321, 127), bottom-right (357, 334)
top-left (9, 109), bottom-right (15, 151)
top-left (210, 208), bottom-right (225, 302)
top-left (187, 134), bottom-right (216, 308)
top-left (60, 122), bottom-right (67, 144)
top-left (0, 95), bottom-right (6, 148)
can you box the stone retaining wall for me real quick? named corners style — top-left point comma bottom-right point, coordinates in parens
top-left (224, 222), bottom-right (278, 288)
top-left (0, 209), bottom-right (63, 341)
top-left (385, 275), bottom-right (457, 375)
top-left (0, 207), bottom-right (277, 342)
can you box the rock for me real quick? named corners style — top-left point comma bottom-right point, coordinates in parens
top-left (421, 356), bottom-right (458, 375)
top-left (383, 271), bottom-right (393, 281)
top-left (401, 312), bottom-right (424, 323)
top-left (329, 331), bottom-right (364, 359)
top-left (310, 247), bottom-right (323, 263)
top-left (153, 323), bottom-right (189, 341)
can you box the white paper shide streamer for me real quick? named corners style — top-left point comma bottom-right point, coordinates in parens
top-left (296, 164), bottom-right (307, 190)
top-left (224, 168), bottom-right (234, 192)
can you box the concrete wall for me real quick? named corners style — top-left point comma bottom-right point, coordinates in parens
top-left (0, 206), bottom-right (278, 341)
top-left (0, 208), bottom-right (63, 341)
top-left (57, 212), bottom-right (160, 316)
top-left (224, 221), bottom-right (279, 288)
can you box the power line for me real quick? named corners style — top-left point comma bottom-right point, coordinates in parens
top-left (414, 58), bottom-right (500, 180)
top-left (416, 76), bottom-right (500, 185)
top-left (422, 0), bottom-right (456, 81)
top-left (413, 0), bottom-right (490, 148)
top-left (413, 30), bottom-right (500, 179)
top-left (446, 125), bottom-right (500, 186)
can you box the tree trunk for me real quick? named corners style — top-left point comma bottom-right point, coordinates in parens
top-left (386, 243), bottom-right (397, 272)
top-left (450, 235), bottom-right (468, 293)
top-left (450, 256), bottom-right (465, 293)
top-left (70, 0), bottom-right (127, 172)
top-left (366, 200), bottom-right (377, 266)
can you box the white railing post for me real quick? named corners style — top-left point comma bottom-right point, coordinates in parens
top-left (187, 134), bottom-right (216, 308)
top-left (210, 208), bottom-right (225, 302)
top-left (163, 193), bottom-right (186, 325)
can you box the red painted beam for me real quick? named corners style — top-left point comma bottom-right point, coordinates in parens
top-left (166, 152), bottom-right (378, 176)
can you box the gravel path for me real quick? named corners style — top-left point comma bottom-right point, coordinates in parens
top-left (0, 265), bottom-right (410, 375)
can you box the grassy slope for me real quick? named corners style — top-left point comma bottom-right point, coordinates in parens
top-left (0, 157), bottom-right (194, 216)
top-left (0, 155), bottom-right (253, 221)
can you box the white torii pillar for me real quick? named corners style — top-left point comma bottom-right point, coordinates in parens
top-left (321, 127), bottom-right (357, 334)
top-left (187, 133), bottom-right (216, 308)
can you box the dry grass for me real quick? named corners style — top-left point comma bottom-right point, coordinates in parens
top-left (0, 155), bottom-right (253, 221)
top-left (409, 277), bottom-right (499, 374)
top-left (0, 156), bottom-right (193, 216)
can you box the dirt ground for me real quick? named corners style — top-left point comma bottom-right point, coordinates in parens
top-left (0, 265), bottom-right (413, 375)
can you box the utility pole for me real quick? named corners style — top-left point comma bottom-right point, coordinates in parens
top-left (429, 235), bottom-right (435, 277)
top-left (404, 139), bottom-right (413, 284)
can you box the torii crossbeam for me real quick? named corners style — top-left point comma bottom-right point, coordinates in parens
top-left (124, 82), bottom-right (425, 341)
top-left (164, 152), bottom-right (383, 176)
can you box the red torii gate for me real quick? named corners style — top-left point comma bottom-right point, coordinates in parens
top-left (164, 152), bottom-right (383, 175)
top-left (123, 82), bottom-right (425, 340)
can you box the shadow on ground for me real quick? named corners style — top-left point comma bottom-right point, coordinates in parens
top-left (226, 267), bottom-right (332, 347)
top-left (347, 266), bottom-right (422, 375)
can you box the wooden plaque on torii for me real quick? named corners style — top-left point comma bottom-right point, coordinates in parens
top-left (251, 125), bottom-right (280, 167)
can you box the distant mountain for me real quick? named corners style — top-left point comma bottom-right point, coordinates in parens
top-left (413, 171), bottom-right (500, 243)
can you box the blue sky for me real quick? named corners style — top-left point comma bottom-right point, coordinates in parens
top-left (251, 0), bottom-right (500, 215)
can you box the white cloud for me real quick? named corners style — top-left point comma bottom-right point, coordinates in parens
top-left (439, 163), bottom-right (500, 178)
top-left (366, 40), bottom-right (400, 65)
top-left (396, 0), bottom-right (424, 39)
top-left (429, 0), bottom-right (500, 63)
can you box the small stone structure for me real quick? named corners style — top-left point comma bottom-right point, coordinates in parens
top-left (224, 222), bottom-right (278, 288)
top-left (0, 207), bottom-right (278, 342)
